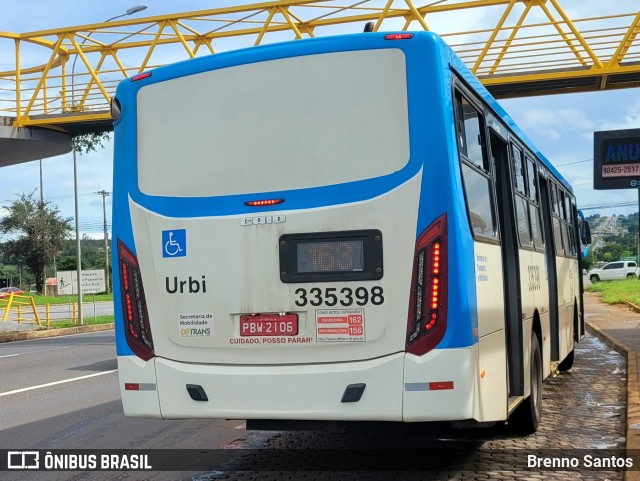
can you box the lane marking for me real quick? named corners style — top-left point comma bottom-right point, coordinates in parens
top-left (0, 346), bottom-right (71, 359)
top-left (0, 370), bottom-right (117, 398)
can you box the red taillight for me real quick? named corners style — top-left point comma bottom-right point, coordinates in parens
top-left (384, 33), bottom-right (413, 40)
top-left (406, 214), bottom-right (448, 356)
top-left (244, 198), bottom-right (285, 207)
top-left (131, 71), bottom-right (152, 82)
top-left (118, 240), bottom-right (154, 361)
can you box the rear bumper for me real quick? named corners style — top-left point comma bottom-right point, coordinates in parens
top-left (117, 347), bottom-right (477, 422)
top-left (154, 353), bottom-right (405, 421)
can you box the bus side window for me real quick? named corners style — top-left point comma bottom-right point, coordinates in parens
top-left (512, 146), bottom-right (526, 194)
top-left (511, 144), bottom-right (531, 246)
top-left (551, 182), bottom-right (564, 256)
top-left (526, 157), bottom-right (544, 250)
top-left (551, 183), bottom-right (559, 215)
top-left (455, 90), bottom-right (497, 241)
top-left (559, 190), bottom-right (570, 255)
top-left (514, 194), bottom-right (531, 246)
top-left (553, 217), bottom-right (564, 256)
top-left (526, 157), bottom-right (537, 201)
top-left (457, 94), bottom-right (488, 171)
top-left (461, 164), bottom-right (498, 240)
top-left (568, 199), bottom-right (578, 256)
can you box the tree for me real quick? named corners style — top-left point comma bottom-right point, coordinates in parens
top-left (0, 192), bottom-right (72, 293)
top-left (55, 255), bottom-right (88, 271)
top-left (72, 131), bottom-right (110, 154)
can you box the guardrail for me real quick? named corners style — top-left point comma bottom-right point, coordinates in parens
top-left (41, 302), bottom-right (81, 327)
top-left (0, 296), bottom-right (102, 328)
top-left (1, 293), bottom-right (42, 327)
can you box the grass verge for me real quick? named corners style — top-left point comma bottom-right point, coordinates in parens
top-left (43, 314), bottom-right (114, 329)
top-left (587, 278), bottom-right (640, 306)
top-left (30, 293), bottom-right (113, 306)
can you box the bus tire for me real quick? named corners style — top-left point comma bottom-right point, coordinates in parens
top-left (511, 332), bottom-right (542, 434)
top-left (558, 349), bottom-right (574, 371)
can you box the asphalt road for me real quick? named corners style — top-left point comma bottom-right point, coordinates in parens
top-left (0, 317), bottom-right (627, 480)
top-left (0, 331), bottom-right (245, 480)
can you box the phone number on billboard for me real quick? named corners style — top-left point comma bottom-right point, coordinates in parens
top-left (602, 163), bottom-right (640, 178)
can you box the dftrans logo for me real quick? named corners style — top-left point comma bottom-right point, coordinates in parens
top-left (7, 451), bottom-right (39, 469)
top-left (162, 229), bottom-right (186, 258)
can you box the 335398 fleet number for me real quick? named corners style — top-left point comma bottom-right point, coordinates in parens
top-left (294, 287), bottom-right (384, 307)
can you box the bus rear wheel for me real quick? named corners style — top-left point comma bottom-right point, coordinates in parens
top-left (510, 332), bottom-right (542, 434)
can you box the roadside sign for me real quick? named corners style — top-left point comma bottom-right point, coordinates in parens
top-left (56, 270), bottom-right (106, 295)
top-left (594, 128), bottom-right (640, 190)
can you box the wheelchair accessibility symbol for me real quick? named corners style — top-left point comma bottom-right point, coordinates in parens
top-left (162, 229), bottom-right (187, 258)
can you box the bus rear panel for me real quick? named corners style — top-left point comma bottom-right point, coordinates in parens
top-left (112, 32), bottom-right (579, 428)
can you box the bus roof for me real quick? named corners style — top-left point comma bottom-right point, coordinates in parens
top-left (119, 30), bottom-right (573, 194)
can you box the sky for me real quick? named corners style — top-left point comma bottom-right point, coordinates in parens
top-left (0, 0), bottom-right (639, 240)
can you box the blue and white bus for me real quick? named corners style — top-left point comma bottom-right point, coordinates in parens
top-left (111, 31), bottom-right (589, 433)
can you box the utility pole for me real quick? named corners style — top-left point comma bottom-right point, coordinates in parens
top-left (97, 190), bottom-right (111, 293)
top-left (39, 159), bottom-right (43, 203)
top-left (39, 158), bottom-right (44, 293)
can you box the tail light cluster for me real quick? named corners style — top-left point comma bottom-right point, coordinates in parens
top-left (406, 214), bottom-right (448, 356)
top-left (118, 240), bottom-right (154, 361)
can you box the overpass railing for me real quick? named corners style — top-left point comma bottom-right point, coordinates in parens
top-left (0, 0), bottom-right (638, 130)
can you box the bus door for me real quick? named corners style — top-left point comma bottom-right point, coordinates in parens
top-left (539, 176), bottom-right (560, 361)
top-left (491, 131), bottom-right (524, 397)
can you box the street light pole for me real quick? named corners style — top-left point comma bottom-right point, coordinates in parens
top-left (73, 148), bottom-right (82, 323)
top-left (70, 5), bottom-right (149, 107)
top-left (72, 4), bottom-right (148, 325)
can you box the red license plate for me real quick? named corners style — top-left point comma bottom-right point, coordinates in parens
top-left (240, 313), bottom-right (298, 336)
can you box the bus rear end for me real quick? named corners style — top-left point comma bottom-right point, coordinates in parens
top-left (113, 33), bottom-right (474, 424)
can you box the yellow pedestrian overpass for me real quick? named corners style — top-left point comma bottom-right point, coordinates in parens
top-left (0, 0), bottom-right (638, 162)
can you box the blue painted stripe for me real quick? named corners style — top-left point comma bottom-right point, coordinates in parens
top-left (112, 32), bottom-right (523, 355)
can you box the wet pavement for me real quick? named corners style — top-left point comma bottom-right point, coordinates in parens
top-left (584, 291), bottom-right (640, 481)
top-left (190, 334), bottom-right (626, 481)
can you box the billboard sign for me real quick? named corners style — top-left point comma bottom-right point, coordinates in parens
top-left (57, 270), bottom-right (106, 295)
top-left (594, 128), bottom-right (640, 190)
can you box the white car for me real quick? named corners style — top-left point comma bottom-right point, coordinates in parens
top-left (587, 261), bottom-right (640, 282)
